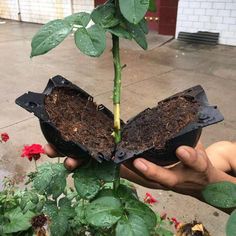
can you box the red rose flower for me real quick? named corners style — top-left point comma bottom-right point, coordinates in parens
top-left (170, 217), bottom-right (181, 229)
top-left (1, 133), bottom-right (9, 142)
top-left (21, 144), bottom-right (45, 161)
top-left (144, 192), bottom-right (157, 205)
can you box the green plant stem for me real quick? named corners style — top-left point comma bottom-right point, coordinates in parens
top-left (112, 32), bottom-right (122, 191)
top-left (112, 33), bottom-right (122, 144)
top-left (34, 159), bottom-right (38, 171)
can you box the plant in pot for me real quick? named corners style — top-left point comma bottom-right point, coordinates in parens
top-left (2, 0), bottom-right (225, 235)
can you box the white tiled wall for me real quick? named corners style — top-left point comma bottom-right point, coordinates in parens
top-left (0, 0), bottom-right (94, 24)
top-left (176, 0), bottom-right (236, 46)
top-left (73, 0), bottom-right (94, 13)
top-left (0, 0), bottom-right (19, 21)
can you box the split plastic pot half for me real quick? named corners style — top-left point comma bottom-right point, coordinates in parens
top-left (16, 75), bottom-right (224, 166)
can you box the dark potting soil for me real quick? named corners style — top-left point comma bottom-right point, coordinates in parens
top-left (119, 96), bottom-right (199, 151)
top-left (45, 87), bottom-right (114, 157)
top-left (45, 87), bottom-right (199, 157)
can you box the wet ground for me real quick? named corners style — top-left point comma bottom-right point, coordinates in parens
top-left (1, 20), bottom-right (236, 235)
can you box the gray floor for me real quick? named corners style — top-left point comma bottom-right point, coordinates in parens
top-left (1, 20), bottom-right (236, 235)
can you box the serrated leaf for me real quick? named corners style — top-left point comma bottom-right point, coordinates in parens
top-left (31, 19), bottom-right (72, 57)
top-left (33, 163), bottom-right (53, 194)
top-left (73, 167), bottom-right (100, 200)
top-left (91, 2), bottom-right (120, 28)
top-left (202, 182), bottom-right (236, 208)
top-left (148, 0), bottom-right (157, 12)
top-left (75, 204), bottom-right (87, 225)
top-left (93, 160), bottom-right (117, 182)
top-left (36, 199), bottom-right (45, 213)
top-left (20, 191), bottom-right (39, 213)
top-left (43, 200), bottom-right (58, 219)
top-left (50, 176), bottom-right (67, 199)
top-left (119, 0), bottom-right (149, 24)
top-left (59, 197), bottom-right (75, 218)
top-left (2, 207), bottom-right (35, 234)
top-left (33, 163), bottom-right (68, 199)
top-left (226, 210), bottom-right (236, 236)
top-left (75, 24), bottom-right (106, 57)
top-left (50, 213), bottom-right (68, 236)
top-left (65, 12), bottom-right (91, 27)
top-left (108, 25), bottom-right (132, 39)
top-left (116, 214), bottom-right (149, 236)
top-left (125, 199), bottom-right (156, 230)
top-left (126, 22), bottom-right (148, 50)
top-left (85, 196), bottom-right (123, 228)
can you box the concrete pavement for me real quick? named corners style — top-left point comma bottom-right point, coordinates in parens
top-left (1, 20), bottom-right (236, 235)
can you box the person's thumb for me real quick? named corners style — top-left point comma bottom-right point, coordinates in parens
top-left (176, 146), bottom-right (208, 172)
top-left (133, 158), bottom-right (179, 188)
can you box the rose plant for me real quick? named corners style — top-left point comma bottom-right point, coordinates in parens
top-left (2, 0), bottom-right (232, 235)
top-left (0, 141), bottom-right (175, 236)
top-left (0, 1), bottom-right (178, 235)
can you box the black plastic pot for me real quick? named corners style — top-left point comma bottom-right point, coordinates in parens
top-left (16, 76), bottom-right (224, 166)
top-left (15, 75), bottom-right (117, 162)
top-left (113, 85), bottom-right (224, 166)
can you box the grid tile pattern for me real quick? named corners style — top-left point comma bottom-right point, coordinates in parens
top-left (176, 0), bottom-right (236, 46)
top-left (0, 0), bottom-right (94, 24)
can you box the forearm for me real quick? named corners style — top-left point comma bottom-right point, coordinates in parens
top-left (209, 168), bottom-right (236, 184)
top-left (206, 141), bottom-right (236, 174)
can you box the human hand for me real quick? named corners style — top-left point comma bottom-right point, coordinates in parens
top-left (129, 142), bottom-right (224, 198)
top-left (44, 144), bottom-right (84, 171)
top-left (44, 142), bottom-right (230, 199)
top-left (44, 143), bottom-right (165, 189)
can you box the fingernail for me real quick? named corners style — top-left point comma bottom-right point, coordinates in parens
top-left (134, 159), bottom-right (148, 172)
top-left (177, 148), bottom-right (190, 159)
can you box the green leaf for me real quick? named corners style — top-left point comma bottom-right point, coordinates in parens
top-left (226, 210), bottom-right (236, 236)
top-left (75, 204), bottom-right (87, 225)
top-left (92, 2), bottom-right (120, 28)
top-left (108, 25), bottom-right (132, 39)
top-left (59, 197), bottom-right (75, 218)
top-left (73, 167), bottom-right (100, 200)
top-left (96, 189), bottom-right (114, 199)
top-left (156, 227), bottom-right (174, 236)
top-left (20, 191), bottom-right (39, 213)
top-left (31, 19), bottom-right (72, 57)
top-left (33, 163), bottom-right (68, 199)
top-left (36, 199), bottom-right (45, 213)
top-left (65, 12), bottom-right (91, 27)
top-left (33, 163), bottom-right (53, 193)
top-left (126, 22), bottom-right (148, 50)
top-left (93, 160), bottom-right (118, 182)
top-left (74, 24), bottom-right (106, 57)
top-left (43, 200), bottom-right (58, 219)
top-left (2, 207), bottom-right (35, 234)
top-left (116, 184), bottom-right (138, 202)
top-left (148, 0), bottom-right (157, 12)
top-left (85, 196), bottom-right (123, 228)
top-left (116, 214), bottom-right (149, 236)
top-left (50, 213), bottom-right (68, 236)
top-left (125, 199), bottom-right (156, 230)
top-left (139, 18), bottom-right (148, 34)
top-left (202, 182), bottom-right (236, 208)
top-left (119, 0), bottom-right (149, 24)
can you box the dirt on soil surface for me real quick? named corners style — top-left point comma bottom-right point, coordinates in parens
top-left (45, 87), bottom-right (199, 157)
top-left (119, 96), bottom-right (199, 151)
top-left (45, 87), bottom-right (114, 157)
